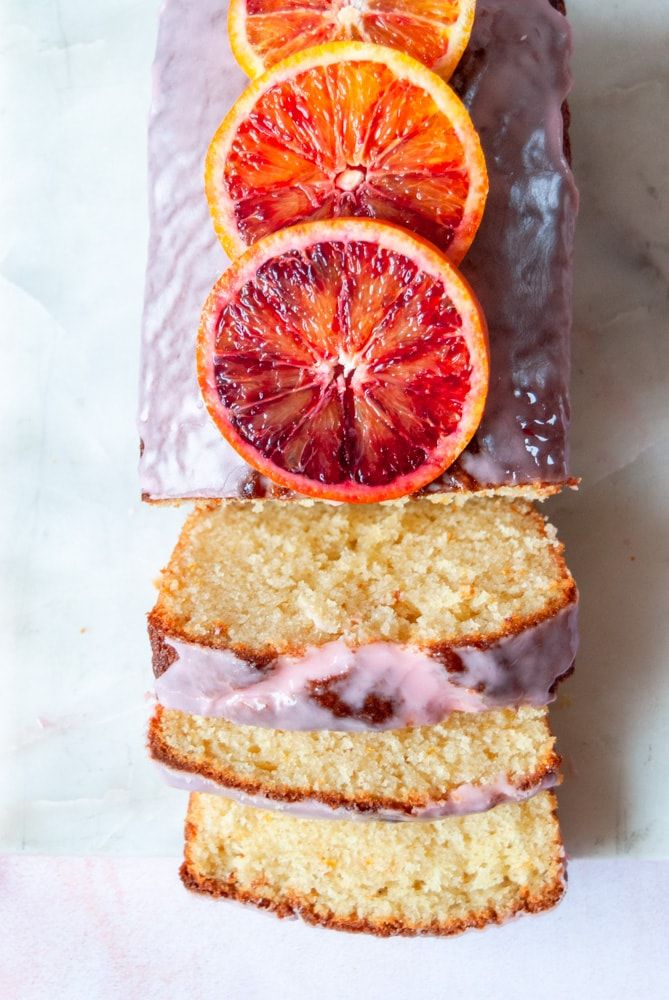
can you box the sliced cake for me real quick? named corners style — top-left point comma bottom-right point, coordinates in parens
top-left (149, 497), bottom-right (578, 731)
top-left (138, 0), bottom-right (581, 943)
top-left (150, 704), bottom-right (560, 820)
top-left (181, 791), bottom-right (566, 935)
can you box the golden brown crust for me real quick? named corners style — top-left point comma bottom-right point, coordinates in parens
top-left (149, 705), bottom-right (562, 817)
top-left (179, 794), bottom-right (567, 937)
top-left (179, 864), bottom-right (566, 936)
top-left (148, 608), bottom-right (280, 675)
top-left (148, 584), bottom-right (577, 677)
top-left (148, 621), bottom-right (180, 678)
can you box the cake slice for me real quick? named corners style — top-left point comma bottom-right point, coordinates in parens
top-left (181, 791), bottom-right (565, 935)
top-left (150, 704), bottom-right (561, 820)
top-left (149, 497), bottom-right (578, 731)
top-left (139, 0), bottom-right (577, 502)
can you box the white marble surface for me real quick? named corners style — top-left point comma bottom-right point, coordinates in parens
top-left (1, 0), bottom-right (668, 861)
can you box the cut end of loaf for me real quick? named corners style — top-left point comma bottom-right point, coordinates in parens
top-left (150, 705), bottom-right (561, 817)
top-left (181, 792), bottom-right (566, 936)
top-left (150, 496), bottom-right (576, 658)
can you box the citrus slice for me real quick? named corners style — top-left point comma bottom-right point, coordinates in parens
top-left (197, 219), bottom-right (489, 503)
top-left (206, 42), bottom-right (487, 264)
top-left (228, 0), bottom-right (476, 80)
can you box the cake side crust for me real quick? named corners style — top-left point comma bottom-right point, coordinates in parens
top-left (179, 862), bottom-right (567, 937)
top-left (148, 705), bottom-right (562, 819)
top-left (180, 794), bottom-right (567, 937)
top-left (148, 585), bottom-right (578, 677)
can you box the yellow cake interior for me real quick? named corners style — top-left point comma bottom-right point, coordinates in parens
top-left (152, 497), bottom-right (574, 652)
top-left (183, 792), bottom-right (565, 934)
top-left (152, 705), bottom-right (559, 811)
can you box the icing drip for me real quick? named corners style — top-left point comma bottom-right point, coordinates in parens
top-left (154, 600), bottom-right (578, 732)
top-left (158, 763), bottom-right (559, 822)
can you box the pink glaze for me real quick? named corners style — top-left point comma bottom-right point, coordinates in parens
top-left (157, 763), bottom-right (559, 822)
top-left (138, 0), bottom-right (577, 500)
top-left (154, 600), bottom-right (578, 731)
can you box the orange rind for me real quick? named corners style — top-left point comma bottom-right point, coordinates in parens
top-left (206, 42), bottom-right (488, 263)
top-left (197, 218), bottom-right (489, 502)
top-left (228, 0), bottom-right (476, 80)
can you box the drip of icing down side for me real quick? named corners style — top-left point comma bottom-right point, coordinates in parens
top-left (154, 600), bottom-right (578, 732)
top-left (157, 763), bottom-right (560, 822)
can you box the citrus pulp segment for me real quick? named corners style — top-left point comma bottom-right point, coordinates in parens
top-left (228, 0), bottom-right (476, 80)
top-left (197, 219), bottom-right (489, 502)
top-left (206, 42), bottom-right (488, 263)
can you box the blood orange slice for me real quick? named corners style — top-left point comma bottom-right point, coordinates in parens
top-left (197, 219), bottom-right (489, 503)
top-left (206, 42), bottom-right (487, 263)
top-left (228, 0), bottom-right (476, 80)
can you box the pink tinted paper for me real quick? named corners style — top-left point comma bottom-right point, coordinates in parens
top-left (2, 857), bottom-right (668, 1000)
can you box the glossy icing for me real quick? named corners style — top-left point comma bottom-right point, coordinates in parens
top-left (158, 763), bottom-right (559, 822)
top-left (138, 0), bottom-right (577, 500)
top-left (154, 600), bottom-right (578, 731)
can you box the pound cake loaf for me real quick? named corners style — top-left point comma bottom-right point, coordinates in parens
top-left (149, 497), bottom-right (578, 731)
top-left (150, 704), bottom-right (560, 820)
top-left (138, 0), bottom-right (577, 502)
top-left (139, 0), bottom-right (580, 941)
top-left (182, 791), bottom-right (566, 935)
